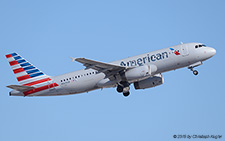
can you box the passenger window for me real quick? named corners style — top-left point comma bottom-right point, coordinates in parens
top-left (66, 78), bottom-right (68, 81)
top-left (69, 78), bottom-right (71, 80)
top-left (199, 45), bottom-right (202, 47)
top-left (75, 76), bottom-right (77, 78)
top-left (61, 80), bottom-right (62, 82)
top-left (64, 79), bottom-right (65, 81)
top-left (195, 45), bottom-right (198, 48)
top-left (78, 76), bottom-right (80, 78)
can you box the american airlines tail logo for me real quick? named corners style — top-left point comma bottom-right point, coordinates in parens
top-left (6, 53), bottom-right (59, 96)
top-left (170, 48), bottom-right (180, 55)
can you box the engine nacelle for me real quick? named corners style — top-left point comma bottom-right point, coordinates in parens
top-left (125, 64), bottom-right (157, 81)
top-left (134, 74), bottom-right (163, 89)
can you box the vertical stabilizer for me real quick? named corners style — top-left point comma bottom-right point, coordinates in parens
top-left (6, 52), bottom-right (51, 83)
top-left (6, 53), bottom-right (59, 96)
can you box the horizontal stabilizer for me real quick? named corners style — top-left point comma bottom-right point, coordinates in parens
top-left (6, 85), bottom-right (35, 92)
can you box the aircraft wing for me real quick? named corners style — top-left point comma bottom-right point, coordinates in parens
top-left (7, 85), bottom-right (35, 92)
top-left (72, 57), bottom-right (126, 78)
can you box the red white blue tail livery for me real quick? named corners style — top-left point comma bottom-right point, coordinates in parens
top-left (6, 53), bottom-right (58, 96)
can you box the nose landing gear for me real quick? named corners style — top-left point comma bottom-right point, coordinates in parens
top-left (188, 62), bottom-right (202, 76)
top-left (188, 67), bottom-right (198, 75)
top-left (193, 70), bottom-right (198, 75)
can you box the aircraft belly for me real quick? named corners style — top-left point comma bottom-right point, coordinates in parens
top-left (154, 56), bottom-right (176, 73)
top-left (174, 54), bottom-right (198, 69)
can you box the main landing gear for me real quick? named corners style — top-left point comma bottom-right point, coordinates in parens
top-left (116, 81), bottom-right (130, 97)
top-left (189, 67), bottom-right (198, 75)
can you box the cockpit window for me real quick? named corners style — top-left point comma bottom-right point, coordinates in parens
top-left (195, 44), bottom-right (206, 49)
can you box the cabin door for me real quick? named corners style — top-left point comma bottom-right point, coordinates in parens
top-left (181, 45), bottom-right (189, 56)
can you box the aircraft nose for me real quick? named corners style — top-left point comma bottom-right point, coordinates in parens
top-left (209, 47), bottom-right (216, 57)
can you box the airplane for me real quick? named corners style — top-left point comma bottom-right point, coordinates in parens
top-left (5, 42), bottom-right (216, 97)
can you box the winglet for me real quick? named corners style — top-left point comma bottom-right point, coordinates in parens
top-left (70, 57), bottom-right (76, 62)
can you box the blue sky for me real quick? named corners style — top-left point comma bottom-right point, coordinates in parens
top-left (0, 0), bottom-right (224, 140)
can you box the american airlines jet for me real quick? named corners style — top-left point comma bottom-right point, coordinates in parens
top-left (6, 42), bottom-right (216, 97)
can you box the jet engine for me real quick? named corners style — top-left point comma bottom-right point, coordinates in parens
top-left (125, 64), bottom-right (157, 81)
top-left (134, 74), bottom-right (163, 89)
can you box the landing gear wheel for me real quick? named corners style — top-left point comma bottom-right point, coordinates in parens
top-left (188, 67), bottom-right (199, 76)
top-left (193, 70), bottom-right (198, 75)
top-left (123, 92), bottom-right (130, 97)
top-left (117, 81), bottom-right (130, 97)
top-left (117, 85), bottom-right (123, 93)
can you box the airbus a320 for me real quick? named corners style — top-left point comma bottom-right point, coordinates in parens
top-left (6, 42), bottom-right (216, 97)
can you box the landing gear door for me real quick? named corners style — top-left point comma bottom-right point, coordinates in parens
top-left (181, 45), bottom-right (189, 56)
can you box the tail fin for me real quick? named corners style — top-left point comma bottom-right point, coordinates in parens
top-left (5, 52), bottom-right (50, 85)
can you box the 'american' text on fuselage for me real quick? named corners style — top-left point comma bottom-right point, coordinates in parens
top-left (120, 52), bottom-right (168, 67)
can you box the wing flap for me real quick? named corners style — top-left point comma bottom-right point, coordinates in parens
top-left (7, 85), bottom-right (35, 92)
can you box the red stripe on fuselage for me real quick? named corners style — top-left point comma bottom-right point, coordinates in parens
top-left (23, 83), bottom-right (59, 96)
top-left (17, 74), bottom-right (31, 81)
top-left (13, 68), bottom-right (25, 74)
top-left (6, 54), bottom-right (13, 58)
top-left (23, 78), bottom-right (51, 86)
top-left (9, 60), bottom-right (19, 66)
